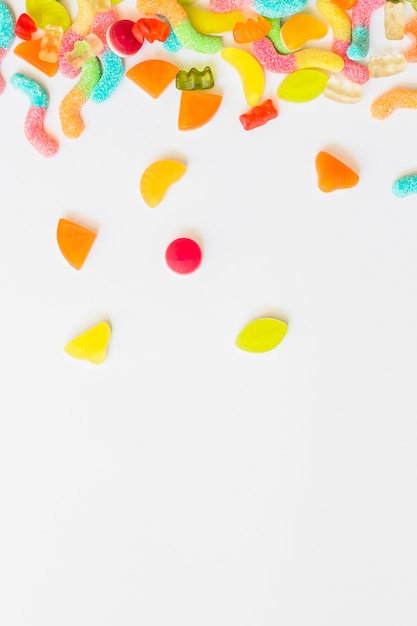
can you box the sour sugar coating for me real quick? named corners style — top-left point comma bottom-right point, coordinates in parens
top-left (209, 0), bottom-right (308, 18)
top-left (0, 1), bottom-right (15, 94)
top-left (89, 10), bottom-right (124, 102)
top-left (136, 0), bottom-right (222, 53)
top-left (347, 0), bottom-right (385, 60)
top-left (392, 175), bottom-right (417, 197)
top-left (59, 57), bottom-right (101, 138)
top-left (370, 88), bottom-right (417, 119)
top-left (59, 0), bottom-right (98, 78)
top-left (265, 18), bottom-right (292, 54)
top-left (404, 16), bottom-right (417, 62)
top-left (11, 72), bottom-right (58, 157)
top-left (251, 37), bottom-right (344, 73)
top-left (317, 0), bottom-right (369, 84)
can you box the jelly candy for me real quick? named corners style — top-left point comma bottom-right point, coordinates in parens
top-left (14, 13), bottom-right (36, 40)
top-left (175, 66), bottom-right (214, 90)
top-left (266, 17), bottom-right (292, 54)
top-left (140, 159), bottom-right (187, 208)
top-left (239, 98), bottom-right (278, 130)
top-left (404, 16), bottom-right (417, 62)
top-left (280, 13), bottom-right (327, 51)
top-left (56, 218), bottom-right (97, 269)
top-left (315, 151), bottom-right (359, 192)
top-left (106, 19), bottom-right (143, 56)
top-left (65, 33), bottom-right (104, 69)
top-left (0, 0), bottom-right (16, 95)
top-left (221, 47), bottom-right (264, 107)
top-left (178, 90), bottom-right (222, 130)
top-left (14, 37), bottom-right (59, 76)
top-left (59, 57), bottom-right (101, 138)
top-left (368, 53), bottom-right (406, 77)
top-left (347, 0), bottom-right (385, 60)
top-left (252, 37), bottom-right (344, 74)
top-left (64, 321), bottom-right (111, 364)
top-left (39, 24), bottom-right (63, 63)
top-left (26, 0), bottom-right (71, 31)
top-left (209, 0), bottom-right (308, 18)
top-left (126, 59), bottom-right (179, 98)
top-left (235, 318), bottom-right (288, 353)
top-left (370, 88), bottom-right (417, 119)
top-left (233, 16), bottom-right (271, 43)
top-left (131, 17), bottom-right (170, 42)
top-left (323, 75), bottom-right (362, 103)
top-left (277, 68), bottom-right (328, 102)
top-left (165, 238), bottom-right (202, 274)
top-left (392, 175), bottom-right (417, 197)
top-left (182, 4), bottom-right (243, 34)
top-left (384, 0), bottom-right (404, 40)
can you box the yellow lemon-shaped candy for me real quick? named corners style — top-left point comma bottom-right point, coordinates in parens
top-left (277, 69), bottom-right (328, 102)
top-left (64, 322), bottom-right (111, 365)
top-left (236, 318), bottom-right (288, 353)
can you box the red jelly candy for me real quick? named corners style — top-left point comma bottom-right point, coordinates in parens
top-left (165, 238), bottom-right (202, 274)
top-left (132, 18), bottom-right (170, 43)
top-left (15, 13), bottom-right (37, 40)
top-left (106, 19), bottom-right (143, 57)
top-left (239, 99), bottom-right (278, 130)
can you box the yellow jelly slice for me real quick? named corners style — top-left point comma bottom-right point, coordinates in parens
top-left (221, 47), bottom-right (264, 107)
top-left (64, 321), bottom-right (111, 364)
top-left (277, 69), bottom-right (328, 102)
top-left (140, 159), bottom-right (187, 207)
top-left (280, 14), bottom-right (328, 51)
top-left (236, 318), bottom-right (288, 353)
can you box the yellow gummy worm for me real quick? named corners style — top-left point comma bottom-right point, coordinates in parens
top-left (295, 48), bottom-right (345, 71)
top-left (316, 0), bottom-right (351, 41)
top-left (182, 4), bottom-right (244, 33)
top-left (72, 0), bottom-right (97, 36)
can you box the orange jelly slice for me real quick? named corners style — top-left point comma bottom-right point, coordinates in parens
top-left (315, 151), bottom-right (359, 192)
top-left (57, 218), bottom-right (97, 269)
top-left (140, 159), bottom-right (187, 208)
top-left (126, 59), bottom-right (179, 98)
top-left (14, 38), bottom-right (59, 77)
top-left (178, 91), bottom-right (222, 130)
top-left (280, 14), bottom-right (327, 51)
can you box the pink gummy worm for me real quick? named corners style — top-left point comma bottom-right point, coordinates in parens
top-left (209, 0), bottom-right (253, 12)
top-left (252, 38), bottom-right (296, 73)
top-left (25, 106), bottom-right (59, 157)
top-left (333, 39), bottom-right (369, 83)
top-left (0, 48), bottom-right (8, 94)
top-left (89, 9), bottom-right (118, 44)
top-left (351, 0), bottom-right (385, 28)
top-left (59, 29), bottom-right (85, 79)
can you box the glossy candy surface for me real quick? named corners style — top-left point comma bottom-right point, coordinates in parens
top-left (277, 68), bottom-right (328, 102)
top-left (280, 13), bottom-right (327, 51)
top-left (315, 151), bottom-right (359, 192)
top-left (233, 15), bottom-right (271, 43)
top-left (57, 218), bottom-right (97, 269)
top-left (178, 90), bottom-right (222, 130)
top-left (106, 19), bottom-right (143, 56)
top-left (221, 46), bottom-right (264, 106)
top-left (132, 17), bottom-right (170, 42)
top-left (39, 24), bottom-right (63, 63)
top-left (126, 59), bottom-right (179, 97)
top-left (175, 66), bottom-right (214, 90)
top-left (239, 98), bottom-right (278, 129)
top-left (140, 159), bottom-right (187, 207)
top-left (14, 13), bottom-right (36, 40)
top-left (64, 321), bottom-right (111, 364)
top-left (236, 318), bottom-right (288, 353)
top-left (165, 238), bottom-right (202, 274)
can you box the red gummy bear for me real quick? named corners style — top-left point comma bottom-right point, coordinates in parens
top-left (14, 13), bottom-right (37, 40)
top-left (239, 99), bottom-right (278, 131)
top-left (132, 18), bottom-right (170, 43)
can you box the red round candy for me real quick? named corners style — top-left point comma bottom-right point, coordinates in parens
top-left (165, 238), bottom-right (202, 274)
top-left (106, 20), bottom-right (143, 57)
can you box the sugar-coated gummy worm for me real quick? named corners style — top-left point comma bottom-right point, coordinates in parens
top-left (11, 73), bottom-right (59, 157)
top-left (89, 9), bottom-right (124, 103)
top-left (136, 0), bottom-right (222, 53)
top-left (392, 175), bottom-right (417, 197)
top-left (59, 0), bottom-right (97, 78)
top-left (252, 37), bottom-right (344, 73)
top-left (0, 0), bottom-right (15, 94)
top-left (347, 0), bottom-right (385, 60)
top-left (59, 57), bottom-right (102, 138)
top-left (209, 0), bottom-right (307, 18)
top-left (370, 88), bottom-right (417, 119)
top-left (404, 16), bottom-right (417, 62)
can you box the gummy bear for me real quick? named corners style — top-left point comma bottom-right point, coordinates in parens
top-left (175, 66), bottom-right (214, 90)
top-left (39, 24), bottom-right (63, 63)
top-left (239, 98), bottom-right (278, 130)
top-left (384, 0), bottom-right (405, 40)
top-left (65, 33), bottom-right (104, 69)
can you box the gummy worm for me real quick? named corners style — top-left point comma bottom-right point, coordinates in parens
top-left (404, 16), bottom-right (417, 63)
top-left (59, 0), bottom-right (97, 78)
top-left (346, 0), bottom-right (385, 61)
top-left (0, 1), bottom-right (15, 94)
top-left (392, 175), bottom-right (417, 198)
top-left (209, 0), bottom-right (307, 18)
top-left (370, 88), bottom-right (417, 119)
top-left (59, 57), bottom-right (101, 138)
top-left (266, 18), bottom-right (291, 54)
top-left (136, 0), bottom-right (222, 53)
top-left (89, 9), bottom-right (124, 103)
top-left (252, 36), bottom-right (344, 73)
top-left (11, 73), bottom-right (59, 157)
top-left (316, 0), bottom-right (369, 84)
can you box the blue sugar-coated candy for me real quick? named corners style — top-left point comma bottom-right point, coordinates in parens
top-left (392, 175), bottom-right (417, 198)
top-left (254, 0), bottom-right (307, 18)
top-left (91, 49), bottom-right (124, 103)
top-left (347, 26), bottom-right (369, 61)
top-left (11, 72), bottom-right (49, 108)
top-left (0, 0), bottom-right (15, 49)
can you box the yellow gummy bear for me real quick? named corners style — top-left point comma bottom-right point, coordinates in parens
top-left (64, 321), bottom-right (111, 364)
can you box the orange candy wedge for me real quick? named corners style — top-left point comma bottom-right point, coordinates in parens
top-left (126, 59), bottom-right (179, 98)
top-left (178, 91), bottom-right (222, 130)
top-left (14, 38), bottom-right (59, 77)
top-left (57, 218), bottom-right (97, 269)
top-left (315, 151), bottom-right (359, 192)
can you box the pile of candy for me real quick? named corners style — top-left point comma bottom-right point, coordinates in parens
top-left (2, 0), bottom-right (417, 362)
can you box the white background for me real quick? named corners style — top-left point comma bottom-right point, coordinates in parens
top-left (1, 0), bottom-right (417, 624)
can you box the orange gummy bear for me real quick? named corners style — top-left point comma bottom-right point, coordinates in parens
top-left (315, 151), bottom-right (359, 192)
top-left (233, 16), bottom-right (271, 43)
top-left (178, 91), bottom-right (222, 130)
top-left (14, 38), bottom-right (59, 77)
top-left (126, 59), bottom-right (179, 98)
top-left (57, 218), bottom-right (97, 270)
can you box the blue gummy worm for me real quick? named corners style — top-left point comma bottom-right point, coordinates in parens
top-left (0, 0), bottom-right (15, 49)
top-left (392, 175), bottom-right (417, 198)
top-left (91, 49), bottom-right (124, 103)
top-left (346, 26), bottom-right (369, 61)
top-left (254, 0), bottom-right (307, 18)
top-left (163, 26), bottom-right (181, 53)
top-left (10, 72), bottom-right (48, 108)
